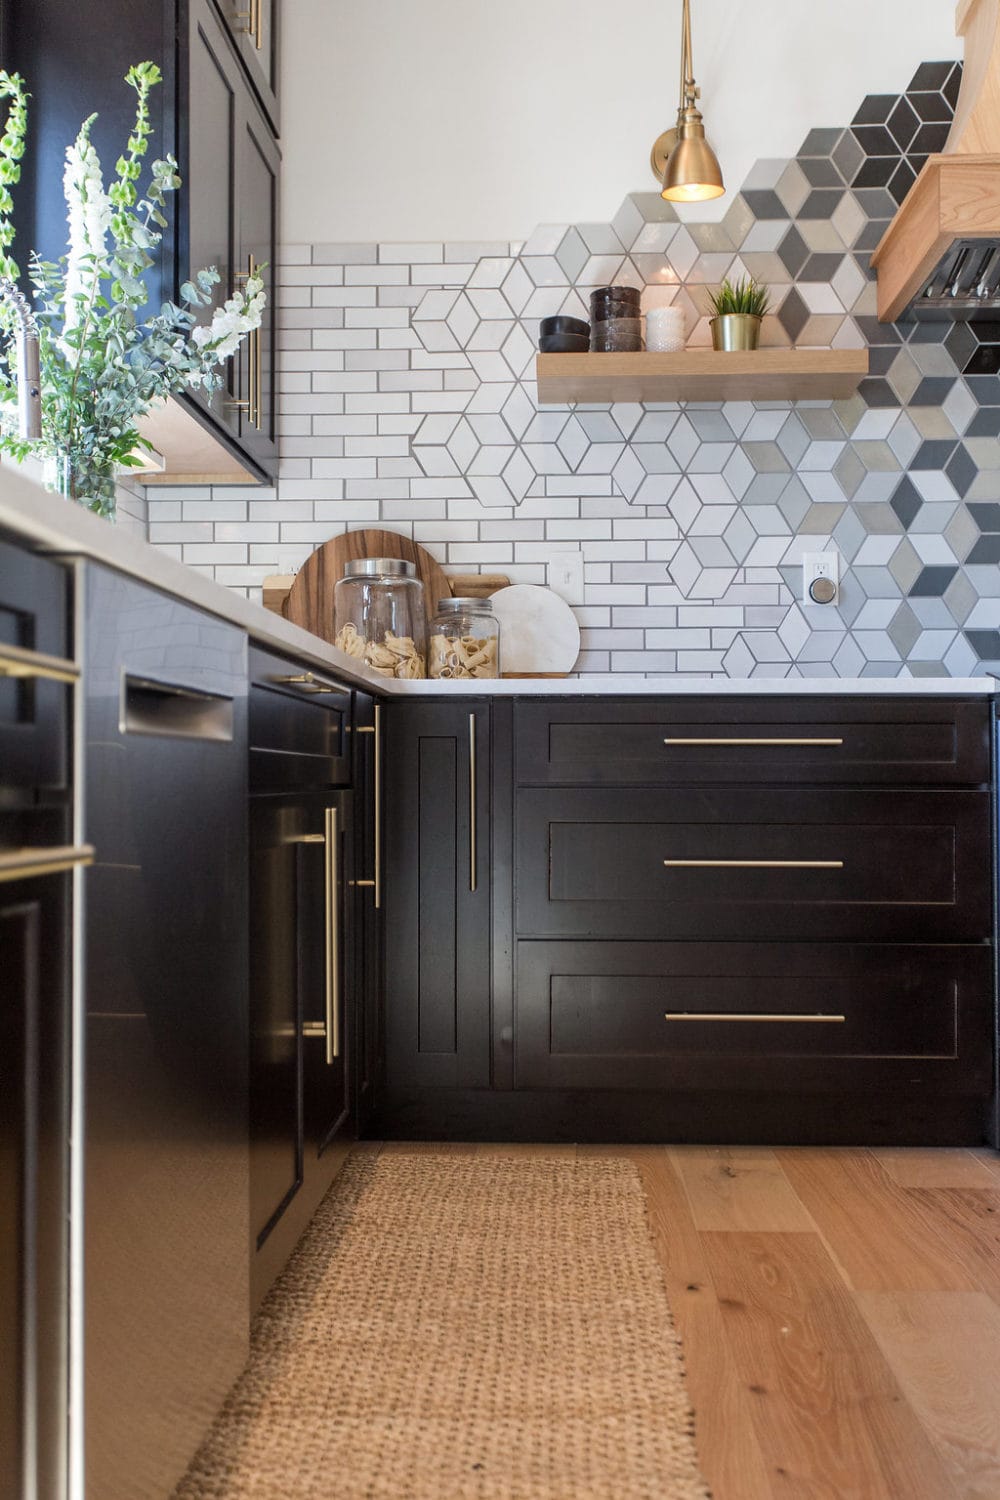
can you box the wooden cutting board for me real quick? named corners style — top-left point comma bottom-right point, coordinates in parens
top-left (285, 530), bottom-right (451, 645)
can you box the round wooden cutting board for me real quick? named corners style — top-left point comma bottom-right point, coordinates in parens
top-left (285, 529), bottom-right (451, 645)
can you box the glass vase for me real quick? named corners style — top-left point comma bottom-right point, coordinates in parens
top-left (44, 451), bottom-right (118, 520)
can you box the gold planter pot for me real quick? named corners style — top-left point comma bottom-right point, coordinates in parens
top-left (710, 313), bottom-right (762, 351)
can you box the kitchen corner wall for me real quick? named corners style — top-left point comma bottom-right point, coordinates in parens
top-left (147, 58), bottom-right (1000, 678)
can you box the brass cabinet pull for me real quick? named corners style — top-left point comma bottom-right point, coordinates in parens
top-left (270, 672), bottom-right (344, 695)
top-left (232, 0), bottom-right (261, 45)
top-left (663, 859), bottom-right (844, 869)
top-left (0, 642), bottom-right (79, 684)
top-left (664, 1012), bottom-right (846, 1023)
top-left (373, 705), bottom-right (382, 907)
top-left (469, 712), bottom-right (477, 893)
top-left (254, 0), bottom-right (263, 50)
top-left (324, 806), bottom-right (340, 1064)
top-left (301, 1020), bottom-right (326, 1039)
top-left (0, 845), bottom-right (94, 883)
top-left (663, 737), bottom-right (844, 747)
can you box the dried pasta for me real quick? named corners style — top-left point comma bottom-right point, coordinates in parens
top-left (428, 633), bottom-right (499, 680)
top-left (335, 622), bottom-right (426, 679)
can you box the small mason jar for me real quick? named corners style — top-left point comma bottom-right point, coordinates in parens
top-left (333, 557), bottom-right (427, 678)
top-left (428, 597), bottom-right (501, 680)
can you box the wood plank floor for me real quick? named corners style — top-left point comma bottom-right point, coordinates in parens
top-left (375, 1143), bottom-right (1000, 1500)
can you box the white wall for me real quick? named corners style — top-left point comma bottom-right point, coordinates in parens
top-left (281, 0), bottom-right (960, 244)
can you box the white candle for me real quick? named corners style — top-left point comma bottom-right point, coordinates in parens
top-left (645, 305), bottom-right (686, 353)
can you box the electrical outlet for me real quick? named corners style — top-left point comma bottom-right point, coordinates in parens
top-left (802, 550), bottom-right (840, 606)
top-left (548, 551), bottom-right (584, 605)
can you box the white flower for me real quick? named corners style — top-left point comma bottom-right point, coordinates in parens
top-left (61, 124), bottom-right (112, 355)
top-left (190, 274), bottom-right (266, 365)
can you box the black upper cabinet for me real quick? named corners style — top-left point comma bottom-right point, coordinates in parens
top-left (6, 0), bottom-right (279, 483)
top-left (213, 0), bottom-right (279, 133)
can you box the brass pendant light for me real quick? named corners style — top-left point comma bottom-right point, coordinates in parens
top-left (650, 0), bottom-right (725, 202)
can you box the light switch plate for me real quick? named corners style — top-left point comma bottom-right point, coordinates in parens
top-left (548, 551), bottom-right (585, 605)
top-left (802, 550), bottom-right (839, 606)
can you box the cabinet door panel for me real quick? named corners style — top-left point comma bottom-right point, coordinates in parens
top-left (236, 103), bottom-right (279, 467)
top-left (516, 941), bottom-right (993, 1095)
top-left (214, 0), bottom-right (279, 130)
top-left (185, 0), bottom-right (241, 440)
top-left (0, 540), bottom-right (70, 790)
top-left (516, 787), bottom-right (991, 943)
top-left (515, 697), bottom-right (991, 787)
top-left (385, 702), bottom-right (491, 1088)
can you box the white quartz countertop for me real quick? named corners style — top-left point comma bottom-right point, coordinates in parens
top-left (1, 469), bottom-right (994, 699)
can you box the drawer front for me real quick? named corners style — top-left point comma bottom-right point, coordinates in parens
top-left (249, 645), bottom-right (352, 789)
top-left (515, 698), bottom-right (991, 786)
top-left (516, 941), bottom-right (993, 1093)
top-left (516, 787), bottom-right (991, 942)
top-left (0, 539), bottom-right (71, 793)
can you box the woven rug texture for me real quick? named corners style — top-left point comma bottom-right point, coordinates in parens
top-left (173, 1149), bottom-right (711, 1500)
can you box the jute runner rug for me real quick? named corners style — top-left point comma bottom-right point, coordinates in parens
top-left (173, 1149), bottom-right (711, 1500)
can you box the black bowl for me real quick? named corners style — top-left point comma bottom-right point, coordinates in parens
top-left (590, 284), bottom-right (640, 305)
top-left (539, 333), bottom-right (591, 354)
top-left (591, 297), bottom-right (642, 318)
top-left (540, 314), bottom-right (590, 338)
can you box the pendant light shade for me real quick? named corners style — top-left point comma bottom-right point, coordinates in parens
top-left (651, 0), bottom-right (725, 203)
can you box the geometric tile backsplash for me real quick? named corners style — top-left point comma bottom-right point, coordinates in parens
top-left (148, 57), bottom-right (1000, 677)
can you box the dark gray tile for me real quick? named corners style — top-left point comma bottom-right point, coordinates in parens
top-left (801, 253), bottom-right (844, 281)
top-left (965, 536), bottom-right (1000, 565)
top-left (887, 160), bottom-right (917, 206)
top-left (798, 189), bottom-right (844, 219)
top-left (777, 225), bottom-right (809, 277)
top-left (964, 345), bottom-right (1000, 377)
top-left (911, 439), bottom-right (958, 469)
top-left (908, 61), bottom-right (953, 92)
top-left (800, 157), bottom-right (843, 188)
top-left (909, 565), bottom-right (958, 596)
top-left (853, 94), bottom-right (899, 126)
top-left (967, 409), bottom-right (1000, 437)
top-left (965, 629), bottom-right (1000, 659)
top-left (890, 476), bottom-right (923, 529)
top-left (910, 376), bottom-right (957, 405)
top-left (858, 377), bottom-right (900, 408)
top-left (908, 90), bottom-right (953, 123)
top-left (943, 63), bottom-right (962, 110)
top-left (742, 190), bottom-right (787, 220)
top-left (945, 444), bottom-right (978, 498)
top-left (887, 96), bottom-right (921, 152)
top-left (853, 186), bottom-right (898, 221)
top-left (965, 375), bottom-right (1000, 406)
top-left (853, 157), bottom-right (897, 189)
top-left (852, 124), bottom-right (897, 156)
top-left (969, 502), bottom-right (1000, 532)
top-left (911, 121), bottom-right (950, 154)
top-left (798, 127), bottom-right (843, 157)
top-left (832, 130), bottom-right (864, 184)
top-left (777, 286), bottom-right (809, 343)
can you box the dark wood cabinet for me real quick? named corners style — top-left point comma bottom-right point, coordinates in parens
top-left (0, 538), bottom-right (71, 792)
top-left (248, 646), bottom-right (356, 1309)
top-left (384, 700), bottom-right (492, 1090)
top-left (8, 0), bottom-right (280, 483)
top-left (0, 870), bottom-right (71, 1500)
top-left (378, 692), bottom-right (996, 1146)
top-left (353, 694), bottom-right (384, 1133)
top-left (213, 0), bottom-right (279, 132)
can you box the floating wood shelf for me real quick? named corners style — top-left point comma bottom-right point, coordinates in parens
top-left (535, 348), bottom-right (869, 406)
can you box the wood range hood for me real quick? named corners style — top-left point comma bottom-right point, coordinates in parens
top-left (872, 0), bottom-right (1000, 321)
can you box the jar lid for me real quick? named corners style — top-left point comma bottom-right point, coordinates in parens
top-left (343, 557), bottom-right (417, 579)
top-left (436, 596), bottom-right (494, 614)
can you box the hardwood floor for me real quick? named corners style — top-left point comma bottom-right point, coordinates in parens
top-left (378, 1144), bottom-right (1000, 1499)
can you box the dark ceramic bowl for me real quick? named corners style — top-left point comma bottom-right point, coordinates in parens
top-left (539, 333), bottom-right (591, 354)
top-left (591, 317), bottom-right (643, 334)
top-left (591, 299), bottom-right (643, 320)
top-left (590, 284), bottom-right (641, 302)
top-left (539, 314), bottom-right (590, 338)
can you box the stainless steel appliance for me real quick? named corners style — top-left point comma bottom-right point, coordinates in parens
top-left (0, 536), bottom-right (87, 1500)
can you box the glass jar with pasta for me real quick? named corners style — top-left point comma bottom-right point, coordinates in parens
top-left (333, 558), bottom-right (427, 679)
top-left (428, 597), bottom-right (501, 680)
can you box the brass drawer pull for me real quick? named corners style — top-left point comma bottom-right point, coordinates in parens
top-left (469, 712), bottom-right (477, 893)
top-left (271, 672), bottom-right (344, 696)
top-left (663, 737), bottom-right (844, 747)
top-left (0, 845), bottom-right (94, 883)
top-left (324, 806), bottom-right (340, 1064)
top-left (663, 859), bottom-right (844, 869)
top-left (664, 1012), bottom-right (846, 1023)
top-left (374, 705), bottom-right (382, 906)
top-left (0, 642), bottom-right (79, 684)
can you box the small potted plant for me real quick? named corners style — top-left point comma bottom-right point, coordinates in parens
top-left (707, 276), bottom-right (770, 351)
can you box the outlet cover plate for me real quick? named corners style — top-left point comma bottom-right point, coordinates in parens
top-left (548, 551), bottom-right (584, 605)
top-left (802, 550), bottom-right (839, 606)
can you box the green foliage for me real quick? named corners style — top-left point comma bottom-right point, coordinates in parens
top-left (0, 62), bottom-right (265, 516)
top-left (707, 276), bottom-right (771, 319)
